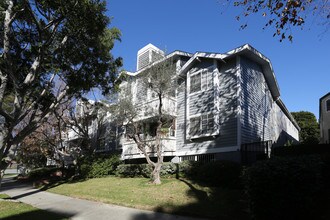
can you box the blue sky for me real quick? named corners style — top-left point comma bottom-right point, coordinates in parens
top-left (107, 0), bottom-right (330, 119)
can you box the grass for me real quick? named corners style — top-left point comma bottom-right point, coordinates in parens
top-left (0, 194), bottom-right (68, 220)
top-left (46, 177), bottom-right (250, 219)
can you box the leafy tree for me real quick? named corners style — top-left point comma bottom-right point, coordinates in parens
top-left (117, 58), bottom-right (177, 184)
top-left (0, 0), bottom-right (122, 185)
top-left (291, 111), bottom-right (319, 144)
top-left (225, 0), bottom-right (330, 41)
top-left (17, 132), bottom-right (51, 169)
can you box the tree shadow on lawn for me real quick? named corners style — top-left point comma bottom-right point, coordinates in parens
top-left (1, 208), bottom-right (73, 220)
top-left (38, 175), bottom-right (91, 191)
top-left (132, 178), bottom-right (251, 220)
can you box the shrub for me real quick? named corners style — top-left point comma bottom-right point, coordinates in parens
top-left (27, 167), bottom-right (68, 180)
top-left (176, 160), bottom-right (200, 178)
top-left (80, 153), bottom-right (122, 178)
top-left (176, 160), bottom-right (242, 188)
top-left (115, 164), bottom-right (151, 178)
top-left (194, 160), bottom-right (242, 188)
top-left (243, 156), bottom-right (326, 220)
top-left (116, 163), bottom-right (178, 178)
top-left (115, 160), bottom-right (242, 188)
top-left (272, 144), bottom-right (330, 157)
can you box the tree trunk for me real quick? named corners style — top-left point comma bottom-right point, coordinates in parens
top-left (151, 162), bottom-right (162, 185)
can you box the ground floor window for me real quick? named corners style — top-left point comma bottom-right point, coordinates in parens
top-left (189, 113), bottom-right (214, 136)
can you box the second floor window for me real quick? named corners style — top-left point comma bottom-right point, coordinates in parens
top-left (190, 73), bottom-right (201, 93)
top-left (189, 68), bottom-right (213, 94)
top-left (327, 99), bottom-right (330, 111)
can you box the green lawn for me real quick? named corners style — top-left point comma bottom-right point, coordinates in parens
top-left (46, 177), bottom-right (250, 219)
top-left (0, 194), bottom-right (68, 220)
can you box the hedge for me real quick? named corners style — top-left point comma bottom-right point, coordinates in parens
top-left (115, 163), bottom-right (177, 178)
top-left (115, 160), bottom-right (242, 188)
top-left (80, 153), bottom-right (122, 178)
top-left (243, 155), bottom-right (327, 220)
top-left (272, 144), bottom-right (330, 157)
top-left (27, 167), bottom-right (73, 180)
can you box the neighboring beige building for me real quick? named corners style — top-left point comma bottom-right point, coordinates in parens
top-left (320, 92), bottom-right (330, 143)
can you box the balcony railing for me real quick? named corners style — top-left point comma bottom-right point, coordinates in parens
top-left (122, 137), bottom-right (176, 158)
top-left (134, 97), bottom-right (176, 121)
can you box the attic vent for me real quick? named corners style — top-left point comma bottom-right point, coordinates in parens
top-left (137, 44), bottom-right (165, 71)
top-left (138, 51), bottom-right (149, 70)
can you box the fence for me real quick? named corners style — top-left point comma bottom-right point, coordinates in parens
top-left (241, 140), bottom-right (272, 165)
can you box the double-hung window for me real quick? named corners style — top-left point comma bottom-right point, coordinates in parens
top-left (189, 68), bottom-right (213, 94)
top-left (190, 73), bottom-right (201, 93)
top-left (189, 113), bottom-right (214, 137)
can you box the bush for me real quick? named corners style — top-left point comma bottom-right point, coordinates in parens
top-left (115, 164), bottom-right (152, 178)
top-left (194, 160), bottom-right (242, 188)
top-left (243, 156), bottom-right (326, 220)
top-left (27, 167), bottom-right (67, 180)
top-left (176, 160), bottom-right (242, 188)
top-left (80, 153), bottom-right (122, 179)
top-left (272, 144), bottom-right (330, 157)
top-left (116, 163), bottom-right (178, 178)
top-left (115, 160), bottom-right (242, 188)
top-left (176, 160), bottom-right (201, 178)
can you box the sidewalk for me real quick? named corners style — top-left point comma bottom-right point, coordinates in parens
top-left (1, 177), bottom-right (207, 220)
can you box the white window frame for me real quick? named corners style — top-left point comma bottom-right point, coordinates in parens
top-left (188, 112), bottom-right (216, 139)
top-left (188, 68), bottom-right (213, 95)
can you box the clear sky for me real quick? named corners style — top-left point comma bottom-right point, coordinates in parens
top-left (106, 0), bottom-right (330, 120)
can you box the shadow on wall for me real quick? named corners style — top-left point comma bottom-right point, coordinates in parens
top-left (176, 59), bottom-right (239, 154)
top-left (273, 130), bottom-right (298, 147)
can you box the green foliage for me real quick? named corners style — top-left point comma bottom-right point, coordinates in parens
top-left (27, 167), bottom-right (61, 180)
top-left (178, 160), bottom-right (242, 188)
top-left (272, 144), bottom-right (330, 156)
top-left (194, 161), bottom-right (242, 188)
top-left (115, 160), bottom-right (242, 188)
top-left (16, 142), bottom-right (50, 169)
top-left (291, 111), bottom-right (320, 144)
top-left (243, 156), bottom-right (326, 220)
top-left (0, 0), bottom-right (122, 171)
top-left (115, 163), bottom-right (178, 178)
top-left (80, 154), bottom-right (122, 178)
top-left (115, 164), bottom-right (152, 178)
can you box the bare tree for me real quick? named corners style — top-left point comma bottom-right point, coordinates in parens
top-left (117, 58), bottom-right (177, 184)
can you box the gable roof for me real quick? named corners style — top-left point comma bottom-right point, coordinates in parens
top-left (320, 92), bottom-right (330, 101)
top-left (178, 44), bottom-right (280, 100)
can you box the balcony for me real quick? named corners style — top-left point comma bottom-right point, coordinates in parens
top-left (134, 96), bottom-right (176, 121)
top-left (122, 137), bottom-right (176, 160)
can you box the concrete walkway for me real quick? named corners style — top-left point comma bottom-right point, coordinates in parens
top-left (0, 177), bottom-right (207, 220)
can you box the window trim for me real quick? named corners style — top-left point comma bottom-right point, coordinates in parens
top-left (188, 67), bottom-right (213, 95)
top-left (326, 99), bottom-right (330, 112)
top-left (188, 112), bottom-right (216, 139)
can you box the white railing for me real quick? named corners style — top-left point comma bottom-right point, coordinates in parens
top-left (134, 96), bottom-right (176, 121)
top-left (122, 137), bottom-right (176, 158)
